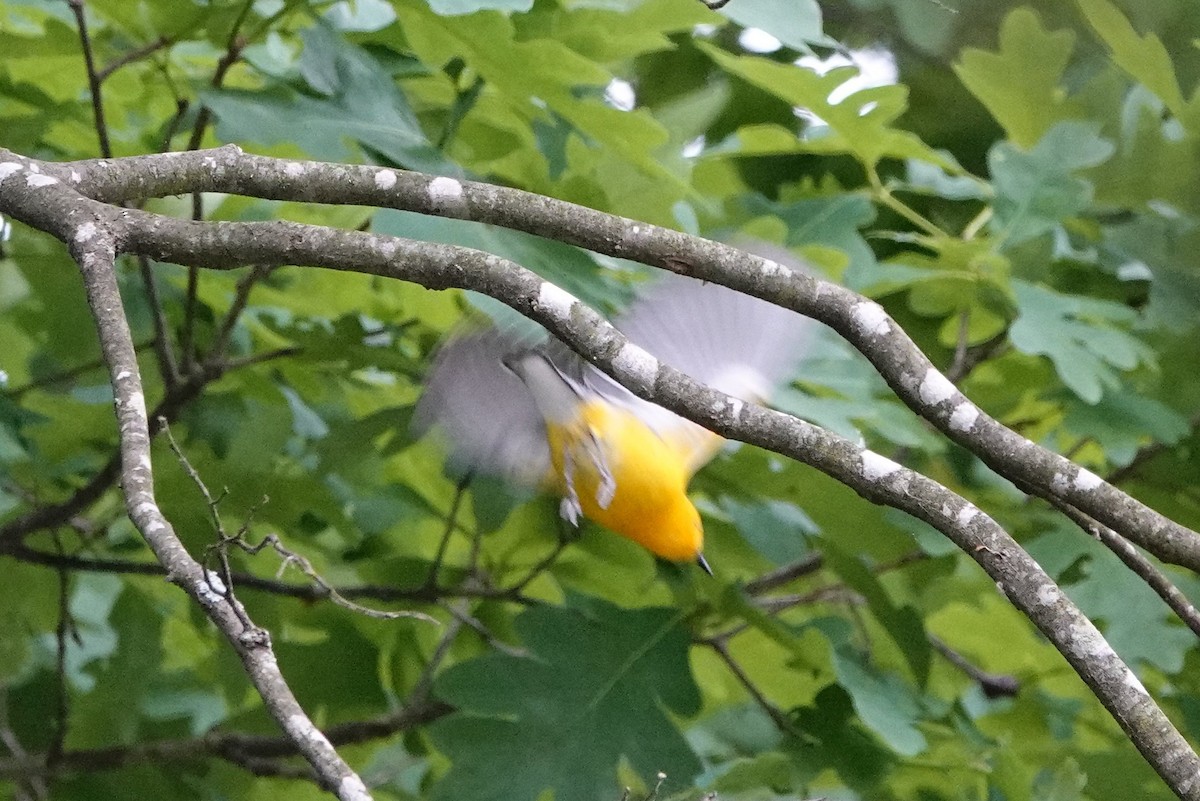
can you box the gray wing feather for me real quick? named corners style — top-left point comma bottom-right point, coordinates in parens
top-left (613, 271), bottom-right (813, 400)
top-left (580, 267), bottom-right (814, 470)
top-left (413, 328), bottom-right (552, 487)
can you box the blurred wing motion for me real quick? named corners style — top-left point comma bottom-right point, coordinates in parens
top-left (412, 326), bottom-right (556, 488)
top-left (589, 272), bottom-right (814, 473)
top-left (413, 269), bottom-right (816, 563)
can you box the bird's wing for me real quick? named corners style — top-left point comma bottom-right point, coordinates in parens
top-left (587, 270), bottom-right (815, 474)
top-left (412, 326), bottom-right (554, 488)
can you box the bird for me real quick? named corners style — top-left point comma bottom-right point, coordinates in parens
top-left (413, 270), bottom-right (813, 572)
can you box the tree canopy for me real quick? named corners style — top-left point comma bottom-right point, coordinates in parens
top-left (2, 0), bottom-right (1200, 799)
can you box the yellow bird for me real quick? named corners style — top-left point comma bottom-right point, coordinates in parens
top-left (414, 272), bottom-right (812, 571)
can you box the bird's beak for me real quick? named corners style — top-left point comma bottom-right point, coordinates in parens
top-left (696, 553), bottom-right (713, 575)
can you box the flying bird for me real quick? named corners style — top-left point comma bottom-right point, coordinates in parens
top-left (414, 271), bottom-right (812, 572)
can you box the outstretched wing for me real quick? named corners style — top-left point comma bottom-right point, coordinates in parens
top-left (588, 270), bottom-right (815, 473)
top-left (412, 327), bottom-right (554, 488)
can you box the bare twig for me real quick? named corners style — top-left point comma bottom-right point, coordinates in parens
top-left (2, 542), bottom-right (535, 604)
top-left (1059, 504), bottom-right (1200, 639)
top-left (46, 534), bottom-right (76, 775)
top-left (440, 600), bottom-right (528, 659)
top-left (929, 634), bottom-right (1019, 698)
top-left (1106, 411), bottom-right (1200, 487)
top-left (180, 2), bottom-right (252, 374)
top-left (948, 308), bottom-right (971, 381)
top-left (67, 0), bottom-right (112, 159)
top-left (136, 254), bottom-right (180, 388)
top-left (0, 690), bottom-right (48, 800)
top-left (703, 637), bottom-right (802, 738)
top-left (2, 339), bottom-right (153, 399)
top-left (742, 553), bottom-right (823, 595)
top-left (95, 36), bottom-right (174, 83)
top-left (236, 531), bottom-right (437, 624)
top-left (504, 534), bottom-right (572, 595)
top-left (0, 696), bottom-right (451, 779)
top-left (206, 264), bottom-right (273, 363)
top-left (425, 474), bottom-right (472, 590)
top-left (945, 330), bottom-right (1009, 383)
top-left (160, 419), bottom-right (436, 625)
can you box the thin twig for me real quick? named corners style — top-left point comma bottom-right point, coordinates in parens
top-left (160, 418), bottom-right (436, 625)
top-left (67, 0), bottom-right (112, 159)
top-left (928, 634), bottom-right (1019, 698)
top-left (440, 600), bottom-right (528, 659)
top-left (237, 531), bottom-right (438, 624)
top-left (1059, 503), bottom-right (1200, 639)
top-left (504, 535), bottom-right (571, 595)
top-left (205, 264), bottom-right (273, 363)
top-left (948, 308), bottom-right (971, 382)
top-left (136, 255), bottom-right (180, 388)
top-left (425, 473), bottom-right (472, 589)
top-left (437, 75), bottom-right (485, 151)
top-left (703, 637), bottom-right (803, 738)
top-left (160, 99), bottom-right (190, 152)
top-left (180, 5), bottom-right (251, 374)
top-left (2, 542), bottom-right (537, 604)
top-left (2, 339), bottom-right (156, 399)
top-left (945, 330), bottom-right (1009, 383)
top-left (410, 609), bottom-right (466, 701)
top-left (742, 553), bottom-right (823, 595)
top-left (0, 696), bottom-right (451, 779)
top-left (1106, 411), bottom-right (1200, 486)
top-left (46, 534), bottom-right (76, 775)
top-left (0, 690), bottom-right (48, 800)
top-left (95, 35), bottom-right (174, 83)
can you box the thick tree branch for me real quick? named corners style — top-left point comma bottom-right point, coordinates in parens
top-left (2, 149), bottom-right (1199, 799)
top-left (40, 145), bottom-right (1200, 576)
top-left (17, 195), bottom-right (376, 799)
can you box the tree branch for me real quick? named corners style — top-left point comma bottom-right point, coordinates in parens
top-left (67, 0), bottom-right (112, 160)
top-left (53, 206), bottom-right (372, 798)
top-left (0, 697), bottom-right (450, 779)
top-left (2, 148), bottom-right (1199, 799)
top-left (45, 145), bottom-right (1200, 575)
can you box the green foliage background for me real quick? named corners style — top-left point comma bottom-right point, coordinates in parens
top-left (2, 0), bottom-right (1200, 798)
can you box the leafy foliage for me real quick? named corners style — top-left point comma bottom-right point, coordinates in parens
top-left (2, 0), bottom-right (1200, 800)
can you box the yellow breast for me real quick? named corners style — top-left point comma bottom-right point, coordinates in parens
top-left (545, 400), bottom-right (703, 561)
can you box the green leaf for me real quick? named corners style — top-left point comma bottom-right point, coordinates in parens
top-left (989, 121), bottom-right (1114, 247)
top-left (718, 0), bottom-right (833, 55)
top-left (430, 596), bottom-right (701, 801)
top-left (1009, 280), bottom-right (1152, 404)
top-left (740, 192), bottom-right (878, 280)
top-left (720, 497), bottom-right (818, 565)
top-left (1076, 0), bottom-right (1194, 128)
top-left (699, 43), bottom-right (951, 169)
top-left (393, 6), bottom-right (679, 197)
top-left (789, 685), bottom-right (895, 791)
top-left (954, 8), bottom-right (1077, 149)
top-left (1027, 524), bottom-right (1195, 674)
top-left (1062, 388), bottom-right (1188, 467)
top-left (429, 0), bottom-right (533, 14)
top-left (829, 648), bottom-right (927, 757)
top-left (202, 32), bottom-right (453, 174)
top-left (821, 543), bottom-right (931, 686)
